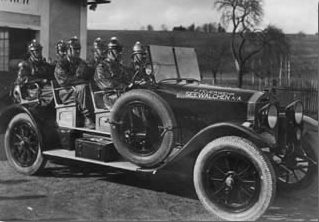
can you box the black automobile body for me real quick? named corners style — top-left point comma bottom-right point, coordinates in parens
top-left (0, 45), bottom-right (316, 221)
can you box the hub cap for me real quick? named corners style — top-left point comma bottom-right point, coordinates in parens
top-left (203, 151), bottom-right (261, 212)
top-left (9, 121), bottom-right (39, 167)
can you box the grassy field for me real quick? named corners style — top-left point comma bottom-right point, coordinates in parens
top-left (88, 30), bottom-right (319, 81)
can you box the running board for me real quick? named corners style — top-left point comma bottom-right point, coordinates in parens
top-left (59, 126), bottom-right (111, 136)
top-left (43, 149), bottom-right (154, 173)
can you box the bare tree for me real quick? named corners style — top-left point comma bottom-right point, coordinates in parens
top-left (250, 25), bottom-right (290, 82)
top-left (214, 0), bottom-right (264, 87)
top-left (211, 40), bottom-right (229, 83)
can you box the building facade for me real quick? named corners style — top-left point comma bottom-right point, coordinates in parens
top-left (0, 0), bottom-right (93, 72)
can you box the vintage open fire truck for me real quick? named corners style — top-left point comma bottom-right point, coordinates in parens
top-left (0, 45), bottom-right (317, 221)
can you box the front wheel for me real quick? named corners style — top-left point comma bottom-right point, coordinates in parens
top-left (276, 130), bottom-right (318, 195)
top-left (193, 136), bottom-right (276, 221)
top-left (4, 113), bottom-right (46, 175)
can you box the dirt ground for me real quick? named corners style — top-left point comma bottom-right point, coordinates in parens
top-left (0, 158), bottom-right (318, 222)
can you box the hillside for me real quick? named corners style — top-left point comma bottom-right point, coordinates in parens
top-left (88, 30), bottom-right (318, 80)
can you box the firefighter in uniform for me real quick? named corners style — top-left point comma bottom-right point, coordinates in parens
top-left (94, 36), bottom-right (131, 90)
top-left (14, 39), bottom-right (54, 105)
top-left (132, 41), bottom-right (146, 73)
top-left (92, 37), bottom-right (107, 66)
top-left (56, 40), bottom-right (68, 60)
top-left (54, 36), bottom-right (95, 129)
top-left (93, 37), bottom-right (132, 108)
top-left (131, 41), bottom-right (154, 85)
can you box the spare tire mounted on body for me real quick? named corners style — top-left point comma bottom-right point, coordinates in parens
top-left (110, 89), bottom-right (177, 168)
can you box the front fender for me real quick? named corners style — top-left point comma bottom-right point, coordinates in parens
top-left (161, 122), bottom-right (271, 169)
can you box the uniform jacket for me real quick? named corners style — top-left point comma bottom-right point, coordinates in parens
top-left (54, 57), bottom-right (91, 86)
top-left (15, 57), bottom-right (53, 85)
top-left (94, 58), bottom-right (132, 90)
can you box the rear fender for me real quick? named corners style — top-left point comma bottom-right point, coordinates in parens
top-left (163, 122), bottom-right (270, 169)
top-left (0, 104), bottom-right (58, 150)
top-left (0, 104), bottom-right (38, 134)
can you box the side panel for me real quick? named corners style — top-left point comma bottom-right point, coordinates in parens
top-left (161, 122), bottom-right (270, 170)
top-left (155, 84), bottom-right (264, 145)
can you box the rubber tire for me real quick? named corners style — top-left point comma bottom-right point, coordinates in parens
top-left (193, 136), bottom-right (276, 221)
top-left (110, 89), bottom-right (177, 168)
top-left (4, 113), bottom-right (46, 175)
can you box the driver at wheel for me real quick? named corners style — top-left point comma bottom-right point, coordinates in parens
top-left (54, 36), bottom-right (95, 129)
top-left (14, 39), bottom-right (54, 105)
top-left (131, 41), bottom-right (154, 86)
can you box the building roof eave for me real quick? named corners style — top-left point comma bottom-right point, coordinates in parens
top-left (86, 0), bottom-right (111, 5)
top-left (86, 0), bottom-right (111, 10)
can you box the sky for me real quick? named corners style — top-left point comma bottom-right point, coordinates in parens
top-left (87, 0), bottom-right (318, 34)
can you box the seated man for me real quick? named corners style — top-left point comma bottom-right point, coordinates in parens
top-left (131, 41), bottom-right (154, 85)
top-left (94, 37), bottom-right (132, 107)
top-left (14, 39), bottom-right (54, 105)
top-left (55, 40), bottom-right (68, 62)
top-left (54, 36), bottom-right (95, 129)
top-left (94, 37), bottom-right (131, 90)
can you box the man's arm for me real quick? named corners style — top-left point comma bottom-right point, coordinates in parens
top-left (54, 60), bottom-right (77, 86)
top-left (76, 59), bottom-right (92, 81)
top-left (15, 61), bottom-right (31, 85)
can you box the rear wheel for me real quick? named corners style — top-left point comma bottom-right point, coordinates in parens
top-left (4, 113), bottom-right (46, 175)
top-left (194, 136), bottom-right (276, 221)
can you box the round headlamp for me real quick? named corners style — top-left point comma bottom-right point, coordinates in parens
top-left (285, 101), bottom-right (304, 125)
top-left (267, 104), bottom-right (278, 129)
top-left (294, 101), bottom-right (303, 125)
top-left (259, 103), bottom-right (278, 129)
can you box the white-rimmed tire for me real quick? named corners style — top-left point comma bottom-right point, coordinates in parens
top-left (4, 113), bottom-right (46, 175)
top-left (193, 136), bottom-right (276, 221)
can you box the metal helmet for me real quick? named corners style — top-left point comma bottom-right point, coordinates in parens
top-left (132, 41), bottom-right (146, 69)
top-left (68, 36), bottom-right (81, 50)
top-left (107, 37), bottom-right (122, 52)
top-left (94, 37), bottom-right (107, 62)
top-left (94, 37), bottom-right (107, 50)
top-left (132, 41), bottom-right (145, 55)
top-left (28, 39), bottom-right (42, 52)
top-left (56, 40), bottom-right (67, 54)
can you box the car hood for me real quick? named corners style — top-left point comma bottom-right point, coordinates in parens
top-left (156, 82), bottom-right (265, 105)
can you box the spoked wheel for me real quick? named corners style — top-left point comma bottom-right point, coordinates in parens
top-left (111, 89), bottom-right (177, 168)
top-left (121, 101), bottom-right (164, 156)
top-left (276, 136), bottom-right (318, 194)
top-left (4, 113), bottom-right (46, 175)
top-left (194, 136), bottom-right (276, 221)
